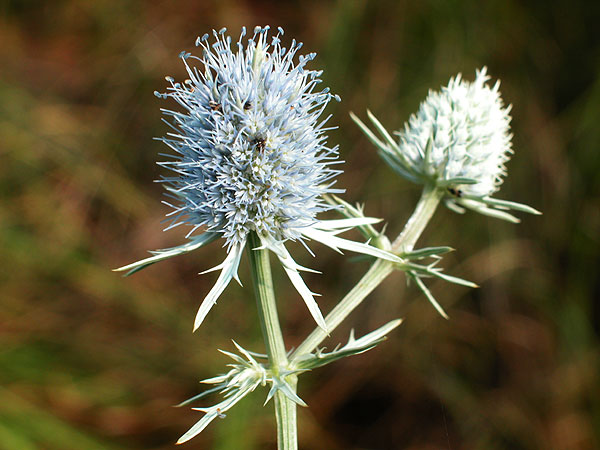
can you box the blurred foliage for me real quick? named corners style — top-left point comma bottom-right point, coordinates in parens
top-left (1, 0), bottom-right (599, 449)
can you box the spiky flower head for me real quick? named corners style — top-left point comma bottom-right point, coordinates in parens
top-left (352, 68), bottom-right (540, 222)
top-left (116, 26), bottom-right (401, 331)
top-left (157, 26), bottom-right (341, 246)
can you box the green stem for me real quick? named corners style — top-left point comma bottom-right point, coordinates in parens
top-left (291, 184), bottom-right (443, 361)
top-left (247, 232), bottom-right (297, 450)
top-left (391, 183), bottom-right (443, 253)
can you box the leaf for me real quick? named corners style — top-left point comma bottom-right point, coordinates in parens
top-left (302, 227), bottom-right (403, 264)
top-left (294, 319), bottom-right (402, 369)
top-left (469, 204), bottom-right (521, 223)
top-left (349, 111), bottom-right (388, 154)
top-left (267, 240), bottom-right (327, 331)
top-left (265, 376), bottom-right (307, 407)
top-left (402, 246), bottom-right (454, 260)
top-left (410, 273), bottom-right (449, 319)
top-left (429, 269), bottom-right (478, 288)
top-left (367, 109), bottom-right (400, 152)
top-left (480, 196), bottom-right (542, 215)
top-left (322, 195), bottom-right (390, 246)
top-left (194, 242), bottom-right (244, 331)
top-left (364, 109), bottom-right (420, 178)
top-left (437, 177), bottom-right (479, 187)
top-left (113, 232), bottom-right (219, 276)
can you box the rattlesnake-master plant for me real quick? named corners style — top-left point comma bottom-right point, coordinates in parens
top-left (115, 26), bottom-right (540, 449)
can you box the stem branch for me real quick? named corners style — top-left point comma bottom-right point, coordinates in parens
top-left (291, 184), bottom-right (443, 360)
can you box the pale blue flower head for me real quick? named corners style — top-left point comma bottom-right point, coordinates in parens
top-left (157, 26), bottom-right (341, 246)
top-left (353, 68), bottom-right (540, 222)
top-left (117, 27), bottom-right (401, 331)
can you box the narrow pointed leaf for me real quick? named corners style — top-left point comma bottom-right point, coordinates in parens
top-left (367, 109), bottom-right (401, 152)
top-left (175, 386), bottom-right (224, 407)
top-left (266, 376), bottom-right (308, 407)
top-left (193, 242), bottom-right (243, 331)
top-left (322, 195), bottom-right (389, 243)
top-left (114, 232), bottom-right (219, 276)
top-left (273, 244), bottom-right (327, 331)
top-left (411, 274), bottom-right (449, 319)
top-left (351, 319), bottom-right (403, 347)
top-left (366, 109), bottom-right (419, 174)
top-left (445, 199), bottom-right (467, 214)
top-left (402, 246), bottom-right (454, 260)
top-left (302, 227), bottom-right (403, 264)
top-left (294, 319), bottom-right (402, 369)
top-left (379, 150), bottom-right (422, 183)
top-left (437, 177), bottom-right (479, 187)
top-left (429, 270), bottom-right (478, 288)
top-left (349, 112), bottom-right (388, 153)
top-left (177, 385), bottom-right (254, 444)
top-left (469, 204), bottom-right (521, 223)
top-left (316, 217), bottom-right (382, 230)
top-left (480, 196), bottom-right (542, 215)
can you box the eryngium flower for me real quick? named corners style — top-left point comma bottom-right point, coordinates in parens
top-left (352, 68), bottom-right (540, 222)
top-left (116, 26), bottom-right (401, 330)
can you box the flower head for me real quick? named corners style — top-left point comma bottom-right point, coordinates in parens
top-left (116, 26), bottom-right (401, 331)
top-left (398, 67), bottom-right (511, 197)
top-left (352, 68), bottom-right (540, 221)
top-left (157, 26), bottom-right (342, 247)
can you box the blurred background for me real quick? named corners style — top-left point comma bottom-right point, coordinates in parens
top-left (1, 0), bottom-right (599, 449)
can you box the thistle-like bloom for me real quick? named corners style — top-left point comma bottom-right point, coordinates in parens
top-left (116, 26), bottom-right (401, 331)
top-left (352, 68), bottom-right (540, 222)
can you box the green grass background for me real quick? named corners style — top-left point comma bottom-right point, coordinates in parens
top-left (1, 1), bottom-right (599, 448)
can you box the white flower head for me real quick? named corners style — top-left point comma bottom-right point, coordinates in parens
top-left (398, 67), bottom-right (511, 196)
top-left (352, 68), bottom-right (540, 222)
top-left (116, 26), bottom-right (402, 331)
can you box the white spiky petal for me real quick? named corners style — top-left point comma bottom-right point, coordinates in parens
top-left (116, 26), bottom-right (403, 331)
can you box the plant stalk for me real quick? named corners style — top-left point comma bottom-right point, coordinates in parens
top-left (291, 184), bottom-right (443, 361)
top-left (247, 232), bottom-right (297, 450)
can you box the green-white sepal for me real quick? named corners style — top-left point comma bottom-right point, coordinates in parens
top-left (350, 111), bottom-right (421, 184)
top-left (397, 258), bottom-right (477, 289)
top-left (401, 246), bottom-right (454, 261)
top-left (436, 177), bottom-right (479, 188)
top-left (323, 194), bottom-right (391, 250)
top-left (446, 194), bottom-right (542, 223)
top-left (401, 259), bottom-right (477, 288)
top-left (114, 232), bottom-right (219, 276)
top-left (293, 319), bottom-right (402, 370)
top-left (407, 272), bottom-right (449, 319)
top-left (397, 256), bottom-right (477, 319)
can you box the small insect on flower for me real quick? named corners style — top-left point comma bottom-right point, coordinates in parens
top-left (252, 137), bottom-right (266, 152)
top-left (115, 26), bottom-right (403, 332)
top-left (208, 100), bottom-right (221, 112)
top-left (447, 187), bottom-right (463, 198)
